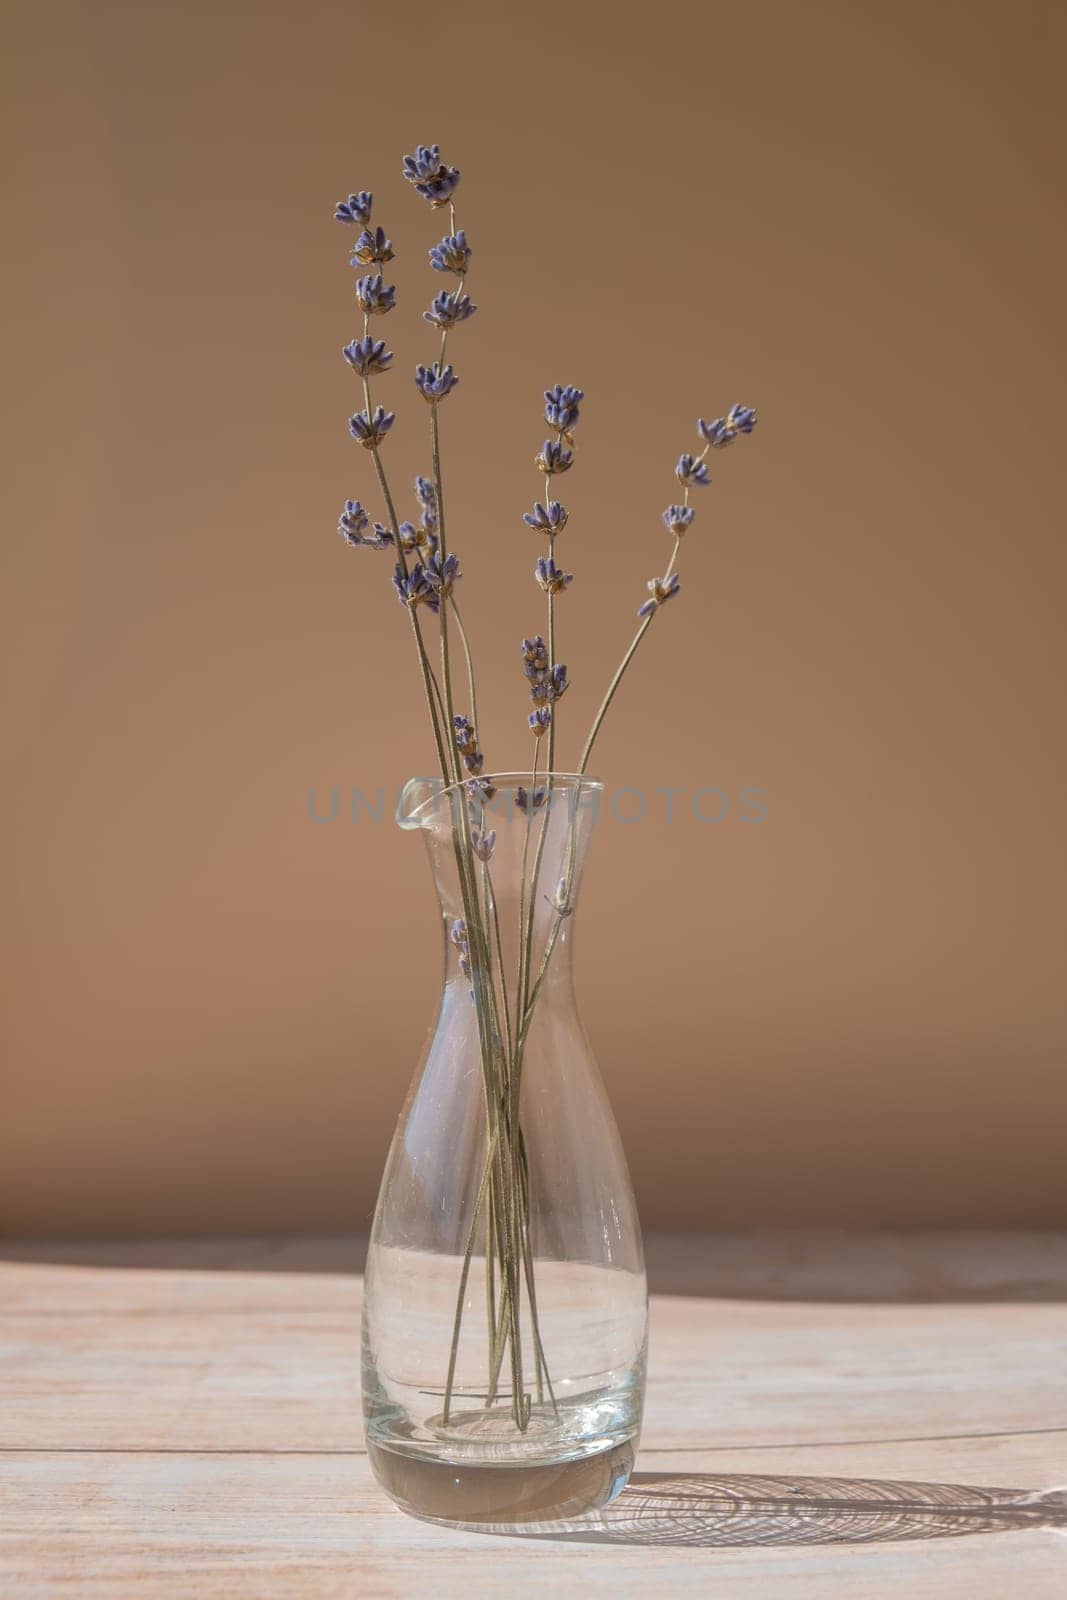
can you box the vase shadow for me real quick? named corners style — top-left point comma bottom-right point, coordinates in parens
top-left (491, 1471), bottom-right (1067, 1548)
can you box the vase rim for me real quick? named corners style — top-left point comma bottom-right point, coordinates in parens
top-left (398, 771), bottom-right (605, 829)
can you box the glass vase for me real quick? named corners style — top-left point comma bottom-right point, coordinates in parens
top-left (361, 772), bottom-right (647, 1525)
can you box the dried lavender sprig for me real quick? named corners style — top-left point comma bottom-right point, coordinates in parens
top-left (337, 186), bottom-right (505, 1335)
top-left (335, 191), bottom-right (454, 788)
top-left (530, 384), bottom-right (582, 775)
top-left (405, 152), bottom-right (534, 1429)
top-left (576, 407), bottom-right (758, 777)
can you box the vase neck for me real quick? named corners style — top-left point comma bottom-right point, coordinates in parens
top-left (400, 774), bottom-right (603, 992)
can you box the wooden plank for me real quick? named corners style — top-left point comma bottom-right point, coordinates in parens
top-left (2, 1267), bottom-right (1065, 1452)
top-left (2, 1234), bottom-right (1066, 1596)
top-left (1, 1450), bottom-right (1064, 1599)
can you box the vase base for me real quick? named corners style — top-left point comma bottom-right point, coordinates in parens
top-left (367, 1435), bottom-right (635, 1525)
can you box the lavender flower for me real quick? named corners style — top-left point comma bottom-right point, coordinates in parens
top-left (349, 406), bottom-right (395, 448)
top-left (637, 573), bottom-right (682, 618)
top-left (393, 562), bottom-right (440, 612)
top-left (426, 549), bottom-right (461, 599)
top-left (675, 453), bottom-right (710, 488)
top-left (471, 827), bottom-right (496, 863)
top-left (355, 273), bottom-right (396, 316)
top-left (334, 191), bottom-right (372, 225)
top-left (402, 144), bottom-right (461, 206)
top-left (523, 501), bottom-right (568, 535)
top-left (403, 144), bottom-right (443, 182)
top-left (535, 555), bottom-right (573, 594)
top-left (338, 502), bottom-right (394, 549)
top-left (454, 714), bottom-right (485, 775)
top-left (535, 440), bottom-right (573, 475)
top-left (466, 775), bottom-right (497, 804)
top-left (515, 785), bottom-right (548, 813)
top-left (449, 916), bottom-right (471, 979)
top-left (699, 404), bottom-right (758, 448)
top-left (415, 361), bottom-right (459, 402)
top-left (397, 520), bottom-right (436, 554)
top-left (521, 635), bottom-right (549, 678)
top-left (424, 290), bottom-right (477, 328)
top-left (414, 475), bottom-right (439, 538)
top-left (337, 500), bottom-right (369, 544)
top-left (529, 705), bottom-right (552, 737)
top-left (350, 226), bottom-right (394, 266)
top-left (663, 504), bottom-right (696, 536)
top-left (429, 231), bottom-right (471, 275)
top-left (528, 659), bottom-right (569, 704)
top-left (342, 336), bottom-right (393, 376)
top-left (544, 384), bottom-right (584, 433)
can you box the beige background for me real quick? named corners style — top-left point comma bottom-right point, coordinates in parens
top-left (3, 0), bottom-right (1065, 1236)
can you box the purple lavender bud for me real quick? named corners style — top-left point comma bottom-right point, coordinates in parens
top-left (522, 501), bottom-right (569, 535)
top-left (675, 453), bottom-right (710, 487)
top-left (471, 827), bottom-right (496, 863)
top-left (369, 522), bottom-right (395, 549)
top-left (515, 785), bottom-right (548, 813)
top-left (403, 144), bottom-right (442, 181)
top-left (454, 715), bottom-right (485, 775)
top-left (337, 500), bottom-right (370, 545)
top-left (521, 635), bottom-right (549, 676)
top-left (393, 562), bottom-right (440, 613)
top-left (544, 384), bottom-right (584, 432)
top-left (550, 663), bottom-right (569, 700)
top-left (637, 573), bottom-right (682, 618)
top-left (349, 226), bottom-right (394, 267)
top-left (342, 335), bottom-right (393, 375)
top-left (414, 361), bottom-right (460, 402)
top-left (334, 191), bottom-right (372, 225)
top-left (348, 406), bottom-right (395, 448)
top-left (448, 911), bottom-right (472, 978)
top-left (426, 549), bottom-right (461, 599)
top-left (402, 145), bottom-right (461, 205)
top-left (663, 505), bottom-right (696, 536)
top-left (535, 555), bottom-right (573, 594)
top-left (417, 167), bottom-right (461, 206)
top-left (355, 273), bottom-right (396, 316)
top-left (413, 475), bottom-right (439, 538)
top-left (528, 706), bottom-right (553, 737)
top-left (535, 440), bottom-right (573, 475)
top-left (429, 231), bottom-right (471, 274)
top-left (699, 404), bottom-right (758, 448)
top-left (423, 290), bottom-right (477, 329)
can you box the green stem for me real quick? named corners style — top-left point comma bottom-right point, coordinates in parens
top-left (441, 1127), bottom-right (498, 1424)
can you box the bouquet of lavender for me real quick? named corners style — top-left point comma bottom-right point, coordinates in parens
top-left (334, 147), bottom-right (757, 1479)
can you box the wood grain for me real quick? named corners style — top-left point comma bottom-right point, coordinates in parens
top-left (2, 1234), bottom-right (1065, 1597)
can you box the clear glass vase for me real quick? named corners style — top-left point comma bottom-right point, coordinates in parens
top-left (362, 772), bottom-right (647, 1525)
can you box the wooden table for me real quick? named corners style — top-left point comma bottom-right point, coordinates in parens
top-left (2, 1233), bottom-right (1065, 1597)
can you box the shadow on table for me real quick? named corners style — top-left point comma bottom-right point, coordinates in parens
top-left (501, 1470), bottom-right (1067, 1548)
